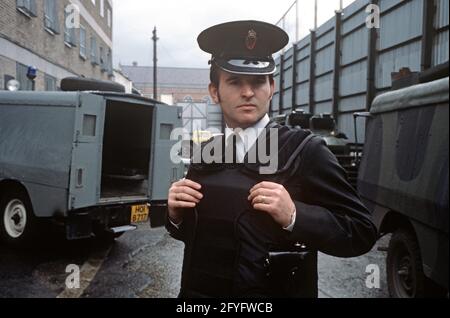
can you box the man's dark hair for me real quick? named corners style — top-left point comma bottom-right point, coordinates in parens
top-left (210, 63), bottom-right (274, 88)
top-left (209, 63), bottom-right (221, 87)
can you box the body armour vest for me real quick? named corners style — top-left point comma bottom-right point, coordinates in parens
top-left (180, 124), bottom-right (318, 298)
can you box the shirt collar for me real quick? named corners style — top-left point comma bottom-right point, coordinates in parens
top-left (225, 114), bottom-right (270, 149)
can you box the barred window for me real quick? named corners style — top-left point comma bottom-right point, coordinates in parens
top-left (64, 10), bottom-right (77, 47)
top-left (16, 0), bottom-right (37, 18)
top-left (44, 74), bottom-right (57, 91)
top-left (90, 37), bottom-right (98, 65)
top-left (79, 26), bottom-right (87, 59)
top-left (44, 0), bottom-right (60, 35)
top-left (100, 46), bottom-right (106, 71)
top-left (16, 63), bottom-right (33, 91)
top-left (107, 49), bottom-right (113, 75)
top-left (107, 8), bottom-right (112, 28)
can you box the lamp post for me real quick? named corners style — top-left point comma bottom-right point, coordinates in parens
top-left (152, 27), bottom-right (158, 101)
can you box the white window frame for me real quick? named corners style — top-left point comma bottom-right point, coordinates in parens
top-left (106, 49), bottom-right (113, 75)
top-left (90, 36), bottom-right (98, 65)
top-left (64, 10), bottom-right (77, 47)
top-left (16, 62), bottom-right (34, 91)
top-left (44, 0), bottom-right (60, 35)
top-left (16, 0), bottom-right (37, 18)
top-left (100, 46), bottom-right (106, 71)
top-left (44, 74), bottom-right (57, 91)
top-left (79, 25), bottom-right (87, 59)
top-left (107, 8), bottom-right (112, 28)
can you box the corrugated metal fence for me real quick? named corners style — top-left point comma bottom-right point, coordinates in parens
top-left (272, 0), bottom-right (449, 142)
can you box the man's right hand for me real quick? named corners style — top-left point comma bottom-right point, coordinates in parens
top-left (168, 179), bottom-right (203, 224)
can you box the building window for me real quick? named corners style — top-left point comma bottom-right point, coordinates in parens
top-left (79, 26), bottom-right (87, 59)
top-left (45, 74), bottom-right (57, 91)
top-left (16, 0), bottom-right (37, 18)
top-left (107, 8), bottom-right (112, 28)
top-left (107, 49), bottom-right (113, 75)
top-left (100, 46), bottom-right (106, 71)
top-left (64, 10), bottom-right (77, 47)
top-left (44, 0), bottom-right (60, 35)
top-left (100, 0), bottom-right (104, 17)
top-left (16, 63), bottom-right (34, 91)
top-left (90, 37), bottom-right (98, 65)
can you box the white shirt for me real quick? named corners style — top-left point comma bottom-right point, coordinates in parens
top-left (171, 114), bottom-right (296, 232)
top-left (224, 114), bottom-right (271, 163)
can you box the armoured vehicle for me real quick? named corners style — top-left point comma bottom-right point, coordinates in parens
top-left (273, 111), bottom-right (361, 189)
top-left (358, 76), bottom-right (449, 297)
top-left (0, 78), bottom-right (183, 245)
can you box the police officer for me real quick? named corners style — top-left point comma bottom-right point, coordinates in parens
top-left (167, 20), bottom-right (377, 298)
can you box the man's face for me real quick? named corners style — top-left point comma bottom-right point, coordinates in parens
top-left (209, 70), bottom-right (275, 129)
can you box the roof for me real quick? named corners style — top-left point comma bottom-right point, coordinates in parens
top-left (0, 91), bottom-right (80, 107)
top-left (0, 91), bottom-right (162, 107)
top-left (120, 65), bottom-right (210, 89)
top-left (371, 77), bottom-right (449, 114)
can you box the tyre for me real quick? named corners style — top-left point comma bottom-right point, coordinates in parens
top-left (60, 77), bottom-right (125, 93)
top-left (0, 190), bottom-right (38, 246)
top-left (387, 228), bottom-right (425, 298)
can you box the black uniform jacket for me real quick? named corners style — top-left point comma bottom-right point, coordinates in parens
top-left (166, 123), bottom-right (377, 298)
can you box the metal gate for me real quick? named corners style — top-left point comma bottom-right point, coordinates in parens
top-left (177, 97), bottom-right (223, 139)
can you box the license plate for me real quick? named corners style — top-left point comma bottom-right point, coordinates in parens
top-left (131, 205), bottom-right (149, 223)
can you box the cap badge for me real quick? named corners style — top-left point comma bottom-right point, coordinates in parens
top-left (245, 29), bottom-right (257, 50)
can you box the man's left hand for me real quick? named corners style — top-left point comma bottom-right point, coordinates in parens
top-left (248, 182), bottom-right (296, 228)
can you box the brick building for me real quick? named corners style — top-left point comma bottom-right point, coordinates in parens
top-left (0, 0), bottom-right (113, 91)
top-left (121, 63), bottom-right (211, 105)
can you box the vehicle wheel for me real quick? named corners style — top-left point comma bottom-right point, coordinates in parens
top-left (387, 228), bottom-right (425, 298)
top-left (0, 190), bottom-right (38, 246)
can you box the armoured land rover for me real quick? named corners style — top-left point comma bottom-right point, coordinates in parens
top-left (0, 78), bottom-right (183, 245)
top-left (358, 74), bottom-right (449, 298)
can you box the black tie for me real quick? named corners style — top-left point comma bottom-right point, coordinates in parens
top-left (225, 134), bottom-right (238, 163)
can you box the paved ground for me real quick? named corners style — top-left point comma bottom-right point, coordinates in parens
top-left (0, 224), bottom-right (390, 298)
